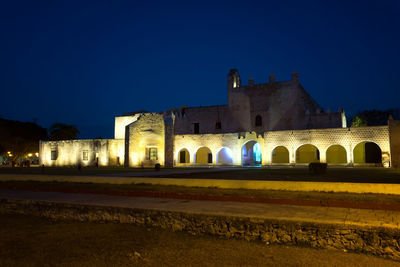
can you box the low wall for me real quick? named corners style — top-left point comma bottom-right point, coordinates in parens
top-left (1, 199), bottom-right (399, 261)
top-left (2, 174), bottom-right (400, 195)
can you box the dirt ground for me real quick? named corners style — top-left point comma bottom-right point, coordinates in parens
top-left (2, 180), bottom-right (400, 206)
top-left (2, 166), bottom-right (400, 183)
top-left (0, 214), bottom-right (398, 267)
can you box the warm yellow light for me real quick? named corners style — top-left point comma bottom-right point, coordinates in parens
top-left (7, 151), bottom-right (11, 154)
top-left (384, 162), bottom-right (390, 168)
top-left (9, 154), bottom-right (13, 157)
top-left (35, 153), bottom-right (39, 157)
top-left (28, 153), bottom-right (32, 157)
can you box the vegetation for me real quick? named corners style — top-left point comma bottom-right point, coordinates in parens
top-left (0, 118), bottom-right (80, 163)
top-left (1, 179), bottom-right (400, 204)
top-left (48, 123), bottom-right (79, 141)
top-left (351, 108), bottom-right (400, 127)
top-left (0, 118), bottom-right (47, 160)
top-left (0, 214), bottom-right (397, 266)
top-left (2, 166), bottom-right (400, 183)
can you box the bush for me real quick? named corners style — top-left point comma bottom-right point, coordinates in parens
top-left (308, 162), bottom-right (327, 175)
top-left (155, 163), bottom-right (161, 171)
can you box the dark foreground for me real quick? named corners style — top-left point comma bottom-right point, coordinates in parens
top-left (3, 166), bottom-right (400, 183)
top-left (0, 214), bottom-right (398, 266)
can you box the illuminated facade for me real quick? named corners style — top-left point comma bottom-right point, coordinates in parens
top-left (40, 69), bottom-right (400, 168)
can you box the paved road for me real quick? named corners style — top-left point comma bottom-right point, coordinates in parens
top-left (1, 189), bottom-right (399, 229)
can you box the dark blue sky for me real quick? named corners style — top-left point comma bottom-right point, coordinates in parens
top-left (1, 0), bottom-right (399, 138)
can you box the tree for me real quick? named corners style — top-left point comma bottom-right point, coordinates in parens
top-left (0, 118), bottom-right (47, 160)
top-left (351, 109), bottom-right (400, 127)
top-left (48, 123), bottom-right (79, 141)
top-left (351, 115), bottom-right (367, 127)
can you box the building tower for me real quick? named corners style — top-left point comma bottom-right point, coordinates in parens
top-left (227, 69), bottom-right (241, 107)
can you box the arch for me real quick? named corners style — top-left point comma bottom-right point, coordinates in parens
top-left (271, 146), bottom-right (289, 164)
top-left (296, 144), bottom-right (320, 164)
top-left (353, 141), bottom-right (382, 164)
top-left (195, 147), bottom-right (213, 164)
top-left (216, 147), bottom-right (233, 164)
top-left (242, 140), bottom-right (262, 167)
top-left (177, 148), bottom-right (190, 164)
top-left (255, 115), bottom-right (262, 126)
top-left (326, 144), bottom-right (347, 164)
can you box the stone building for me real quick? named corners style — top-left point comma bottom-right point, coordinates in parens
top-left (40, 69), bottom-right (400, 168)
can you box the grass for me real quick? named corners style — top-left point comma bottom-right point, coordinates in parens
top-left (0, 166), bottom-right (200, 175)
top-left (0, 213), bottom-right (398, 266)
top-left (2, 166), bottom-right (400, 184)
top-left (1, 180), bottom-right (400, 204)
top-left (154, 167), bottom-right (400, 183)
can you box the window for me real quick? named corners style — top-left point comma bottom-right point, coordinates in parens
top-left (82, 150), bottom-right (88, 161)
top-left (194, 123), bottom-right (199, 134)
top-left (149, 147), bottom-right (158, 160)
top-left (255, 115), bottom-right (262, 126)
top-left (51, 150), bottom-right (57, 160)
top-left (215, 122), bottom-right (221, 129)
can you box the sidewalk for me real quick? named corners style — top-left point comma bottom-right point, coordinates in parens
top-left (1, 189), bottom-right (399, 229)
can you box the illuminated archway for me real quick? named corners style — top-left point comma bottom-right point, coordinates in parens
top-left (271, 146), bottom-right (289, 164)
top-left (217, 147), bottom-right (233, 164)
top-left (242, 141), bottom-right (262, 167)
top-left (353, 142), bottom-right (382, 164)
top-left (326, 145), bottom-right (347, 164)
top-left (177, 148), bottom-right (190, 164)
top-left (296, 144), bottom-right (320, 164)
top-left (195, 147), bottom-right (212, 164)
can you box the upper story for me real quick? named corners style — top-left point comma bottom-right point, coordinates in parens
top-left (114, 69), bottom-right (347, 139)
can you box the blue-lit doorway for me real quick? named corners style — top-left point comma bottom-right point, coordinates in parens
top-left (241, 141), bottom-right (262, 167)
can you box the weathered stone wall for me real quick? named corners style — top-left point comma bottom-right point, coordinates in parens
top-left (174, 132), bottom-right (264, 166)
top-left (264, 126), bottom-right (391, 165)
top-left (107, 139), bottom-right (125, 166)
top-left (40, 139), bottom-right (111, 167)
top-left (174, 105), bottom-right (244, 134)
top-left (174, 71), bottom-right (343, 137)
top-left (114, 114), bottom-right (140, 139)
top-left (126, 113), bottom-right (165, 167)
top-left (173, 126), bottom-right (390, 166)
top-left (164, 112), bottom-right (175, 168)
top-left (389, 119), bottom-right (400, 168)
top-left (1, 199), bottom-right (399, 261)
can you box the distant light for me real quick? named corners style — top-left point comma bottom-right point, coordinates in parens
top-left (383, 162), bottom-right (390, 168)
top-left (35, 153), bottom-right (39, 157)
top-left (7, 151), bottom-right (11, 154)
top-left (28, 153), bottom-right (32, 157)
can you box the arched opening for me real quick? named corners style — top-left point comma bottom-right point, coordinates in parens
top-left (217, 147), bottom-right (233, 164)
top-left (242, 141), bottom-right (262, 167)
top-left (255, 115), bottom-right (262, 126)
top-left (326, 145), bottom-right (347, 164)
top-left (195, 147), bottom-right (212, 164)
top-left (178, 148), bottom-right (190, 164)
top-left (353, 142), bottom-right (382, 164)
top-left (296, 144), bottom-right (320, 164)
top-left (271, 146), bottom-right (289, 164)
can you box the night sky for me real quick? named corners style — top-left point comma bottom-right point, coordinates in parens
top-left (1, 0), bottom-right (399, 139)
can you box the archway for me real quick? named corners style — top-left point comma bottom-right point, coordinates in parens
top-left (353, 142), bottom-right (382, 164)
top-left (271, 146), bottom-right (289, 164)
top-left (177, 148), bottom-right (190, 164)
top-left (217, 147), bottom-right (233, 164)
top-left (242, 141), bottom-right (262, 166)
top-left (296, 144), bottom-right (320, 164)
top-left (195, 147), bottom-right (212, 164)
top-left (326, 145), bottom-right (347, 164)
